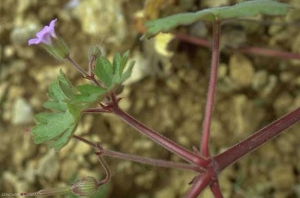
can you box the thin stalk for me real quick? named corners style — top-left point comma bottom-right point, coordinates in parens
top-left (66, 56), bottom-right (88, 77)
top-left (20, 187), bottom-right (70, 197)
top-left (176, 33), bottom-right (300, 60)
top-left (82, 108), bottom-right (110, 114)
top-left (175, 32), bottom-right (210, 48)
top-left (97, 155), bottom-right (111, 186)
top-left (73, 135), bottom-right (97, 149)
top-left (113, 107), bottom-right (208, 166)
top-left (210, 181), bottom-right (224, 198)
top-left (200, 21), bottom-right (221, 158)
top-left (234, 46), bottom-right (300, 60)
top-left (88, 55), bottom-right (96, 77)
top-left (101, 148), bottom-right (204, 172)
top-left (184, 173), bottom-right (212, 198)
top-left (73, 135), bottom-right (202, 172)
top-left (214, 107), bottom-right (300, 172)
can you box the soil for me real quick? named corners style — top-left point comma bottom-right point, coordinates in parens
top-left (1, 0), bottom-right (300, 198)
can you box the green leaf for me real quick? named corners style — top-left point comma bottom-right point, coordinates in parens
top-left (119, 51), bottom-right (130, 74)
top-left (32, 53), bottom-right (135, 150)
top-left (49, 124), bottom-right (76, 150)
top-left (32, 70), bottom-right (82, 150)
top-left (143, 0), bottom-right (290, 38)
top-left (77, 84), bottom-right (106, 95)
top-left (113, 53), bottom-right (121, 74)
top-left (32, 110), bottom-right (75, 144)
top-left (94, 57), bottom-right (114, 87)
top-left (58, 70), bottom-right (76, 98)
top-left (43, 100), bottom-right (67, 112)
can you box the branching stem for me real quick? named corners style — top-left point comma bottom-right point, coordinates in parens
top-left (112, 107), bottom-right (208, 166)
top-left (100, 148), bottom-right (204, 172)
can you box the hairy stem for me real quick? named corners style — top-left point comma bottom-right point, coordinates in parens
top-left (234, 46), bottom-right (300, 60)
top-left (96, 155), bottom-right (111, 186)
top-left (100, 148), bottom-right (204, 172)
top-left (73, 135), bottom-right (97, 149)
top-left (200, 21), bottom-right (221, 158)
top-left (214, 107), bottom-right (300, 172)
top-left (113, 107), bottom-right (208, 166)
top-left (175, 33), bottom-right (300, 60)
top-left (82, 108), bottom-right (110, 114)
top-left (65, 56), bottom-right (88, 77)
top-left (210, 181), bottom-right (224, 198)
top-left (184, 173), bottom-right (212, 198)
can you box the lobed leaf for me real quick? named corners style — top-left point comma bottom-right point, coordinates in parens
top-left (33, 52), bottom-right (135, 150)
top-left (143, 0), bottom-right (291, 38)
top-left (94, 57), bottom-right (114, 87)
top-left (94, 52), bottom-right (135, 90)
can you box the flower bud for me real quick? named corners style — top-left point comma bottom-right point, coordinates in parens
top-left (71, 176), bottom-right (99, 196)
top-left (88, 46), bottom-right (103, 59)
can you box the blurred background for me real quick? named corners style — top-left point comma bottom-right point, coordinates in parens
top-left (1, 0), bottom-right (300, 197)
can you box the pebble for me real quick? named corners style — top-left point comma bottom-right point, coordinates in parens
top-left (74, 141), bottom-right (92, 155)
top-left (37, 150), bottom-right (59, 182)
top-left (229, 54), bottom-right (254, 88)
top-left (12, 97), bottom-right (34, 125)
top-left (271, 164), bottom-right (295, 190)
top-left (252, 70), bottom-right (268, 91)
top-left (60, 158), bottom-right (79, 180)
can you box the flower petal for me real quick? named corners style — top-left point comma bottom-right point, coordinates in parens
top-left (28, 38), bottom-right (41, 45)
top-left (28, 19), bottom-right (57, 45)
top-left (48, 18), bottom-right (57, 37)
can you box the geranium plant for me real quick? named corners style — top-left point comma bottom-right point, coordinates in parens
top-left (21, 0), bottom-right (299, 197)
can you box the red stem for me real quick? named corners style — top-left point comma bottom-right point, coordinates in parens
top-left (175, 33), bottom-right (300, 60)
top-left (113, 107), bottom-right (208, 166)
top-left (235, 46), bottom-right (300, 60)
top-left (210, 181), bottom-right (224, 198)
top-left (214, 107), bottom-right (300, 172)
top-left (82, 108), bottom-right (110, 114)
top-left (184, 173), bottom-right (212, 198)
top-left (175, 32), bottom-right (210, 48)
top-left (97, 155), bottom-right (111, 186)
top-left (200, 21), bottom-right (221, 158)
top-left (101, 149), bottom-right (204, 172)
top-left (73, 135), bottom-right (202, 172)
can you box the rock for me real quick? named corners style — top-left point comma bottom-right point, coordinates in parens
top-left (217, 63), bottom-right (228, 79)
top-left (229, 54), bottom-right (254, 88)
top-left (3, 171), bottom-right (30, 194)
top-left (221, 24), bottom-right (247, 49)
top-left (134, 171), bottom-right (156, 189)
top-left (13, 133), bottom-right (36, 167)
top-left (12, 97), bottom-right (34, 125)
top-left (188, 21), bottom-right (208, 38)
top-left (154, 187), bottom-right (176, 198)
top-left (252, 70), bottom-right (268, 91)
top-left (273, 92), bottom-right (293, 116)
top-left (37, 150), bottom-right (59, 182)
top-left (74, 141), bottom-right (92, 155)
top-left (74, 0), bottom-right (127, 44)
top-left (60, 159), bottom-right (79, 181)
top-left (75, 115), bottom-right (93, 135)
top-left (271, 164), bottom-right (295, 190)
top-left (261, 74), bottom-right (277, 97)
top-left (201, 0), bottom-right (230, 7)
top-left (10, 20), bottom-right (39, 45)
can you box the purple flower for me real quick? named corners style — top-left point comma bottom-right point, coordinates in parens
top-left (28, 19), bottom-right (57, 45)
